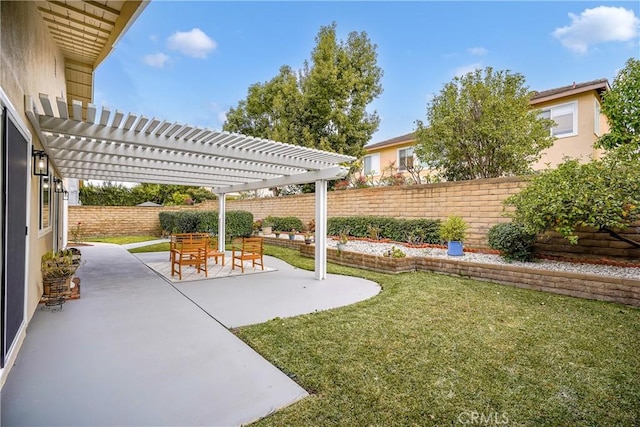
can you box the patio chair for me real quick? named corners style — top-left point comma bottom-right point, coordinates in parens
top-left (231, 237), bottom-right (264, 273)
top-left (171, 239), bottom-right (208, 280)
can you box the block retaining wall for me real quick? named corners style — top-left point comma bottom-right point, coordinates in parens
top-left (298, 244), bottom-right (640, 307)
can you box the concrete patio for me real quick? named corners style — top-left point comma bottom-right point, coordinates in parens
top-left (2, 243), bottom-right (380, 426)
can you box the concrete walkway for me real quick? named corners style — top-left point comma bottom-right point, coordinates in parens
top-left (2, 243), bottom-right (380, 426)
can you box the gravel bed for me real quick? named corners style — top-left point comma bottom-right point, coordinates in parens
top-left (325, 239), bottom-right (640, 280)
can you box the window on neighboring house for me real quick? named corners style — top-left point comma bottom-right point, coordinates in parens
top-left (594, 99), bottom-right (601, 136)
top-left (538, 102), bottom-right (577, 138)
top-left (39, 175), bottom-right (51, 231)
top-left (398, 147), bottom-right (415, 171)
top-left (363, 153), bottom-right (380, 175)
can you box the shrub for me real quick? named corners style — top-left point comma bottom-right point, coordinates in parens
top-left (157, 210), bottom-right (252, 237)
top-left (226, 210), bottom-right (253, 238)
top-left (439, 216), bottom-right (468, 242)
top-left (487, 223), bottom-right (537, 262)
top-left (383, 246), bottom-right (406, 258)
top-left (327, 216), bottom-right (440, 244)
top-left (196, 211), bottom-right (218, 233)
top-left (265, 216), bottom-right (304, 233)
top-left (174, 211), bottom-right (200, 233)
top-left (159, 211), bottom-right (177, 234)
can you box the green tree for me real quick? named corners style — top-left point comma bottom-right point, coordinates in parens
top-left (296, 23), bottom-right (383, 158)
top-left (505, 146), bottom-right (640, 248)
top-left (80, 182), bottom-right (215, 206)
top-left (415, 67), bottom-right (554, 181)
top-left (223, 23), bottom-right (382, 159)
top-left (224, 65), bottom-right (301, 143)
top-left (79, 182), bottom-right (134, 206)
top-left (596, 57), bottom-right (640, 150)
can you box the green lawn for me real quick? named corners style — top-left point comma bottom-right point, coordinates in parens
top-left (87, 235), bottom-right (160, 245)
top-left (234, 246), bottom-right (640, 426)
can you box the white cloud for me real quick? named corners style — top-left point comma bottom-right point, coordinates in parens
top-left (553, 6), bottom-right (639, 54)
top-left (149, 34), bottom-right (158, 42)
top-left (217, 111), bottom-right (227, 125)
top-left (453, 63), bottom-right (482, 78)
top-left (142, 52), bottom-right (170, 68)
top-left (467, 47), bottom-right (487, 56)
top-left (167, 28), bottom-right (217, 58)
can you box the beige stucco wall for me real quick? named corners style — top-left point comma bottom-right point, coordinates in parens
top-left (366, 141), bottom-right (418, 180)
top-left (1, 0), bottom-right (68, 383)
top-left (532, 92), bottom-right (608, 169)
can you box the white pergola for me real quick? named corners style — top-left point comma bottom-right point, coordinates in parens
top-left (26, 94), bottom-right (355, 279)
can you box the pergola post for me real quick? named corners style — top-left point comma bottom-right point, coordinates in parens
top-left (314, 179), bottom-right (327, 280)
top-left (218, 193), bottom-right (226, 253)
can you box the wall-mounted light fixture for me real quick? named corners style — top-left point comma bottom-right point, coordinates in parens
top-left (63, 190), bottom-right (69, 201)
top-left (53, 178), bottom-right (63, 193)
top-left (32, 146), bottom-right (49, 177)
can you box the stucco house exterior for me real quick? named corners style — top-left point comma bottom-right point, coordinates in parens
top-left (364, 78), bottom-right (611, 180)
top-left (0, 0), bottom-right (148, 387)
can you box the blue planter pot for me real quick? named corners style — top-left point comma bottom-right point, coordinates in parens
top-left (447, 241), bottom-right (464, 256)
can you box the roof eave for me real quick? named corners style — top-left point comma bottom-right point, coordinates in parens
top-left (530, 81), bottom-right (610, 105)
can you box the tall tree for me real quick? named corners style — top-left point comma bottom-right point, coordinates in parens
top-left (223, 23), bottom-right (382, 159)
top-left (596, 57), bottom-right (640, 150)
top-left (415, 67), bottom-right (554, 181)
top-left (224, 65), bottom-right (301, 143)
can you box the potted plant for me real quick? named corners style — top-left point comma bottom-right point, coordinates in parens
top-left (261, 218), bottom-right (274, 235)
top-left (41, 249), bottom-right (79, 296)
top-left (274, 230), bottom-right (281, 238)
top-left (288, 229), bottom-right (297, 240)
top-left (439, 215), bottom-right (468, 256)
top-left (252, 219), bottom-right (263, 235)
top-left (304, 232), bottom-right (313, 244)
top-left (336, 232), bottom-right (349, 251)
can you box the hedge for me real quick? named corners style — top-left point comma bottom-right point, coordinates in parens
top-left (264, 216), bottom-right (305, 232)
top-left (327, 216), bottom-right (441, 244)
top-left (158, 210), bottom-right (253, 238)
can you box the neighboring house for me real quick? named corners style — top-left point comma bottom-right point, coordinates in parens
top-left (362, 132), bottom-right (418, 179)
top-left (364, 78), bottom-right (611, 180)
top-left (529, 78), bottom-right (610, 169)
top-left (0, 0), bottom-right (148, 387)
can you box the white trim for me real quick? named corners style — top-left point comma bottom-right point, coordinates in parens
top-left (539, 101), bottom-right (578, 139)
top-left (37, 174), bottom-right (53, 238)
top-left (594, 99), bottom-right (601, 136)
top-left (397, 146), bottom-right (415, 172)
top-left (363, 153), bottom-right (380, 176)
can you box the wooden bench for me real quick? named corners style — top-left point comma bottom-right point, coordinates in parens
top-left (169, 233), bottom-right (210, 261)
top-left (231, 237), bottom-right (264, 273)
top-left (171, 239), bottom-right (208, 280)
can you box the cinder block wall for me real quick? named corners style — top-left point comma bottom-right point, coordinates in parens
top-left (68, 202), bottom-right (217, 238)
top-left (226, 177), bottom-right (528, 247)
top-left (68, 176), bottom-right (640, 262)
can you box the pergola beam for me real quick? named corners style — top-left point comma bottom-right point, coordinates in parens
top-left (216, 166), bottom-right (349, 194)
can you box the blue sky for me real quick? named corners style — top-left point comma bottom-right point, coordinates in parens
top-left (95, 1), bottom-right (640, 145)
